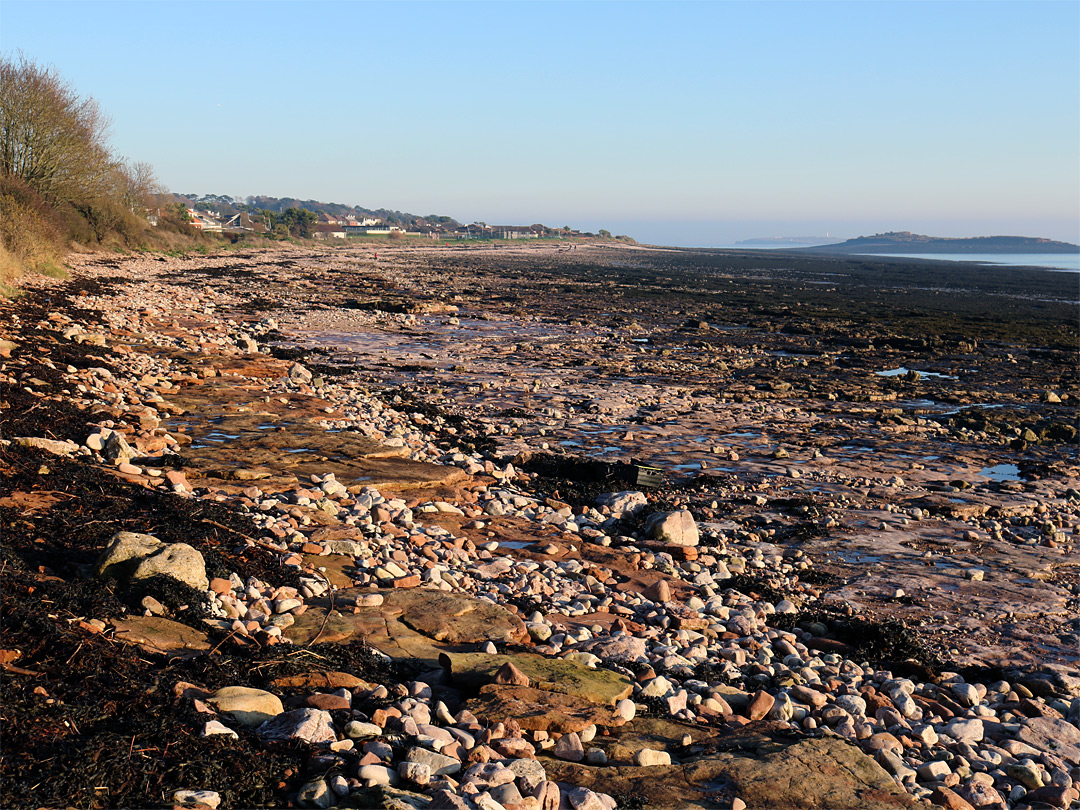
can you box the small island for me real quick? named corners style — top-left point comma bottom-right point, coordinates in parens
top-left (800, 231), bottom-right (1079, 254)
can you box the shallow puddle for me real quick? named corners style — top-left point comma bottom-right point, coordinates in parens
top-left (979, 463), bottom-right (1022, 482)
top-left (877, 367), bottom-right (957, 380)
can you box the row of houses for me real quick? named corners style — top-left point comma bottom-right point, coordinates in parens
top-left (176, 208), bottom-right (587, 241)
top-left (185, 210), bottom-right (253, 232)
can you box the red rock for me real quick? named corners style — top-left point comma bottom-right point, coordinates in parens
top-left (209, 577), bottom-right (233, 595)
top-left (494, 662), bottom-right (531, 687)
top-left (372, 707), bottom-right (401, 727)
top-left (467, 745), bottom-right (495, 764)
top-left (271, 672), bottom-right (372, 690)
top-left (1016, 698), bottom-right (1062, 719)
top-left (392, 575), bottom-right (421, 588)
top-left (551, 732), bottom-right (584, 762)
top-left (303, 693), bottom-right (350, 711)
top-left (300, 543), bottom-right (324, 555)
top-left (440, 741), bottom-right (466, 761)
top-left (641, 579), bottom-right (672, 602)
top-left (863, 692), bottom-right (894, 715)
top-left (789, 685), bottom-right (829, 710)
top-left (663, 544), bottom-right (698, 561)
top-left (929, 786), bottom-right (976, 810)
top-left (746, 691), bottom-right (775, 721)
top-left (914, 696), bottom-right (955, 720)
top-left (164, 470), bottom-right (188, 487)
top-left (634, 666), bottom-right (657, 683)
top-left (1025, 786), bottom-right (1079, 808)
top-left (492, 737), bottom-right (536, 759)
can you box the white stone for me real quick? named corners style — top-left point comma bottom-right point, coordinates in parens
top-left (201, 720), bottom-right (239, 739)
top-left (943, 717), bottom-right (985, 744)
top-left (644, 510), bottom-right (699, 547)
top-left (358, 764), bottom-right (400, 787)
top-left (634, 748), bottom-right (671, 767)
top-left (399, 761), bottom-right (432, 785)
top-left (173, 790), bottom-right (221, 809)
top-left (345, 721), bottom-right (383, 739)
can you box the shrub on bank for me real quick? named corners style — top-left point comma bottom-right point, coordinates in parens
top-left (0, 54), bottom-right (184, 287)
top-left (0, 174), bottom-right (65, 282)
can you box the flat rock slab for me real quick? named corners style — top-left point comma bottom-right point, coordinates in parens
top-left (545, 733), bottom-right (926, 810)
top-left (0, 490), bottom-right (75, 514)
top-left (166, 388), bottom-right (466, 491)
top-left (443, 651), bottom-right (633, 705)
top-left (379, 588), bottom-right (528, 644)
top-left (110, 616), bottom-right (211, 654)
top-left (301, 554), bottom-right (357, 589)
top-left (467, 683), bottom-right (629, 733)
top-left (271, 672), bottom-right (377, 691)
top-left (602, 717), bottom-right (720, 765)
top-left (282, 608), bottom-right (386, 647)
top-left (281, 589), bottom-right (632, 705)
top-left (1016, 717), bottom-right (1080, 765)
top-left (283, 587), bottom-right (527, 652)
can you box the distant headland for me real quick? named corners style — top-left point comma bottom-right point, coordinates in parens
top-left (799, 231), bottom-right (1079, 255)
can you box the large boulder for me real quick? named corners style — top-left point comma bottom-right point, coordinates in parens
top-left (571, 634), bottom-right (649, 664)
top-left (596, 491), bottom-right (648, 519)
top-left (257, 708), bottom-right (336, 745)
top-left (644, 510), bottom-right (699, 547)
top-left (207, 686), bottom-right (284, 727)
top-left (95, 531), bottom-right (209, 591)
top-left (101, 429), bottom-right (135, 464)
top-left (131, 543), bottom-right (208, 591)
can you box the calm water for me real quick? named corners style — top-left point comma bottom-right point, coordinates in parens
top-left (861, 253), bottom-right (1080, 272)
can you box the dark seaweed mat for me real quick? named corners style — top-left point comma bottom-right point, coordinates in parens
top-left (0, 273), bottom-right (300, 810)
top-left (0, 443), bottom-right (408, 809)
top-left (1, 443), bottom-right (296, 594)
top-left (2, 543), bottom-right (411, 809)
top-left (769, 606), bottom-right (944, 679)
top-left (379, 385), bottom-right (497, 455)
top-left (0, 551), bottom-right (303, 809)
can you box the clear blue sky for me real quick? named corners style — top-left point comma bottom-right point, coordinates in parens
top-left (3, 0), bottom-right (1078, 246)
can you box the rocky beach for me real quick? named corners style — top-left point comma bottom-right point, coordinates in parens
top-left (1, 242), bottom-right (1077, 810)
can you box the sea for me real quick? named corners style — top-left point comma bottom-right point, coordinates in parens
top-left (722, 246), bottom-right (1080, 272)
top-left (857, 253), bottom-right (1080, 272)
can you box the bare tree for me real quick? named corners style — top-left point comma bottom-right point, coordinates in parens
top-left (118, 160), bottom-right (162, 216)
top-left (0, 53), bottom-right (116, 206)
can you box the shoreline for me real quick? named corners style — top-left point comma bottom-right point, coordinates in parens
top-left (1, 246), bottom-right (1077, 810)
